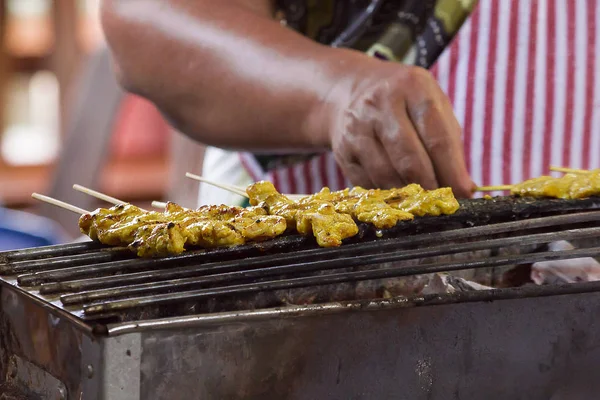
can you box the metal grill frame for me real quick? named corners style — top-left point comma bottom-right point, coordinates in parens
top-left (0, 197), bottom-right (600, 334)
top-left (3, 197), bottom-right (600, 398)
top-left (2, 279), bottom-right (600, 399)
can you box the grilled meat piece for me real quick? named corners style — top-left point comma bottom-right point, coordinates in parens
top-left (130, 222), bottom-right (187, 257)
top-left (298, 187), bottom-right (414, 229)
top-left (127, 204), bottom-right (287, 256)
top-left (389, 186), bottom-right (460, 217)
top-left (348, 194), bottom-right (414, 229)
top-left (79, 204), bottom-right (162, 245)
top-left (302, 183), bottom-right (459, 219)
top-left (246, 181), bottom-right (462, 246)
top-left (295, 202), bottom-right (359, 247)
top-left (511, 173), bottom-right (600, 199)
top-left (247, 181), bottom-right (359, 247)
top-left (165, 202), bottom-right (287, 244)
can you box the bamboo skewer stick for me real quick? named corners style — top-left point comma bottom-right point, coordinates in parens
top-left (73, 184), bottom-right (127, 205)
top-left (152, 201), bottom-right (169, 209)
top-left (474, 185), bottom-right (513, 192)
top-left (185, 172), bottom-right (305, 200)
top-left (31, 193), bottom-right (89, 215)
top-left (72, 184), bottom-right (147, 211)
top-left (185, 173), bottom-right (248, 197)
top-left (549, 166), bottom-right (590, 174)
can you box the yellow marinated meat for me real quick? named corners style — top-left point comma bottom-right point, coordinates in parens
top-left (79, 201), bottom-right (287, 257)
top-left (165, 202), bottom-right (287, 242)
top-left (130, 203), bottom-right (287, 256)
top-left (79, 203), bottom-right (146, 242)
top-left (346, 184), bottom-right (459, 217)
top-left (126, 206), bottom-right (244, 257)
top-left (301, 183), bottom-right (457, 220)
top-left (166, 202), bottom-right (269, 221)
top-left (511, 176), bottom-right (567, 198)
top-left (247, 182), bottom-right (298, 228)
top-left (78, 180), bottom-right (461, 257)
top-left (80, 204), bottom-right (166, 246)
top-left (126, 202), bottom-right (288, 257)
top-left (352, 194), bottom-right (414, 229)
top-left (247, 181), bottom-right (359, 247)
top-left (303, 187), bottom-right (354, 203)
top-left (247, 180), bottom-right (460, 243)
top-left (297, 204), bottom-right (358, 247)
top-left (298, 187), bottom-right (414, 228)
top-left (294, 201), bottom-right (359, 247)
top-left (390, 187), bottom-right (460, 217)
top-left (570, 172), bottom-right (600, 198)
top-left (306, 184), bottom-right (421, 205)
top-left (183, 219), bottom-right (245, 248)
top-left (130, 222), bottom-right (187, 257)
top-left (511, 173), bottom-right (600, 199)
top-left (97, 212), bottom-right (170, 246)
top-left (382, 183), bottom-right (424, 202)
top-left (233, 214), bottom-right (287, 241)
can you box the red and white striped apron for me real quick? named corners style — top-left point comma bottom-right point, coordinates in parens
top-left (229, 0), bottom-right (600, 201)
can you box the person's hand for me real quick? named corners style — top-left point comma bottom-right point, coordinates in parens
top-left (328, 63), bottom-right (474, 198)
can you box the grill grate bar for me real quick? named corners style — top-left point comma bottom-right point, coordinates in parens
top-left (0, 249), bottom-right (134, 275)
top-left (17, 236), bottom-right (310, 287)
top-left (1, 197), bottom-right (600, 327)
top-left (28, 210), bottom-right (600, 290)
top-left (18, 252), bottom-right (207, 287)
top-left (60, 226), bottom-right (600, 306)
top-left (0, 241), bottom-right (106, 264)
top-left (82, 246), bottom-right (600, 316)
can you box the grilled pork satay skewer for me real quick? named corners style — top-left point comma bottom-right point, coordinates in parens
top-left (70, 189), bottom-right (177, 252)
top-left (479, 173), bottom-right (600, 199)
top-left (116, 202), bottom-right (287, 257)
top-left (476, 166), bottom-right (593, 192)
top-left (32, 192), bottom-right (156, 248)
top-left (71, 186), bottom-right (168, 249)
top-left (73, 190), bottom-right (288, 257)
top-left (475, 166), bottom-right (593, 192)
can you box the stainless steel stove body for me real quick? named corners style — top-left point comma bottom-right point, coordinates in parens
top-left (3, 281), bottom-right (600, 400)
top-left (2, 198), bottom-right (600, 400)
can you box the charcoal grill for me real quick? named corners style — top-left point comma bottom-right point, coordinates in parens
top-left (2, 196), bottom-right (600, 399)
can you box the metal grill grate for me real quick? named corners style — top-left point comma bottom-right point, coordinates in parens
top-left (3, 196), bottom-right (600, 333)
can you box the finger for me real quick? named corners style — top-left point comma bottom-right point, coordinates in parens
top-left (407, 90), bottom-right (473, 198)
top-left (374, 102), bottom-right (439, 190)
top-left (348, 135), bottom-right (406, 189)
top-left (437, 93), bottom-right (477, 197)
top-left (333, 139), bottom-right (374, 189)
top-left (340, 107), bottom-right (410, 188)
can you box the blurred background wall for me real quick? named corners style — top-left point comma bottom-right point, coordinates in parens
top-left (0, 0), bottom-right (205, 244)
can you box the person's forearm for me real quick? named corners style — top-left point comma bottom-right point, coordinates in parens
top-left (100, 0), bottom-right (377, 151)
